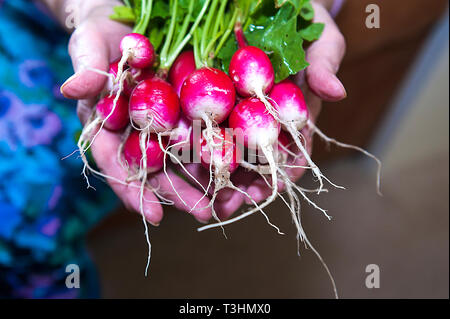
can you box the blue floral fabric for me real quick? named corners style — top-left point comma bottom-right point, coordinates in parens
top-left (0, 0), bottom-right (117, 298)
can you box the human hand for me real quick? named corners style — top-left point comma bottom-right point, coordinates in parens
top-left (59, 0), bottom-right (212, 225)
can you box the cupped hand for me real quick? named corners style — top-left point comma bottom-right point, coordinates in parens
top-left (61, 1), bottom-right (212, 225)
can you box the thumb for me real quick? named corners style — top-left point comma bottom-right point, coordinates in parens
top-left (61, 21), bottom-right (111, 100)
top-left (305, 3), bottom-right (347, 102)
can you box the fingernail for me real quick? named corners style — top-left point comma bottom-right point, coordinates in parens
top-left (149, 221), bottom-right (160, 227)
top-left (333, 76), bottom-right (347, 99)
top-left (60, 72), bottom-right (81, 98)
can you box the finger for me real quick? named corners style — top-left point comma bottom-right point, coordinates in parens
top-left (76, 98), bottom-right (97, 125)
top-left (178, 164), bottom-right (250, 218)
top-left (151, 169), bottom-right (213, 224)
top-left (245, 176), bottom-right (286, 205)
top-left (177, 163), bottom-right (233, 201)
top-left (305, 3), bottom-right (347, 102)
top-left (62, 22), bottom-right (111, 100)
top-left (214, 190), bottom-right (245, 220)
top-left (90, 129), bottom-right (164, 226)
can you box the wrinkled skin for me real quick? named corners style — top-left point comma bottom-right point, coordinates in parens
top-left (56, 0), bottom-right (346, 224)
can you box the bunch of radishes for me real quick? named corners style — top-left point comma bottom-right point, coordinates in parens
top-left (76, 0), bottom-right (381, 292)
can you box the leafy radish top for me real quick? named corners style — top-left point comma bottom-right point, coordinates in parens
top-left (110, 0), bottom-right (323, 84)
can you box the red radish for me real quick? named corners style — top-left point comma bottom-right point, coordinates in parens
top-left (129, 78), bottom-right (180, 132)
top-left (268, 79), bottom-right (328, 192)
top-left (76, 92), bottom-right (130, 181)
top-left (120, 33), bottom-right (155, 69)
top-left (168, 115), bottom-right (193, 148)
top-left (109, 34), bottom-right (155, 105)
top-left (229, 46), bottom-right (274, 98)
top-left (180, 67), bottom-right (236, 201)
top-left (154, 115), bottom-right (208, 206)
top-left (269, 80), bottom-right (309, 131)
top-left (123, 130), bottom-right (165, 174)
top-left (96, 94), bottom-right (129, 131)
top-left (107, 58), bottom-right (154, 97)
top-left (169, 51), bottom-right (196, 96)
top-left (195, 127), bottom-right (249, 229)
top-left (107, 59), bottom-right (130, 96)
top-left (229, 97), bottom-right (280, 150)
top-left (125, 67), bottom-right (155, 97)
top-left (129, 77), bottom-right (184, 205)
top-left (180, 67), bottom-right (235, 125)
top-left (228, 45), bottom-right (280, 123)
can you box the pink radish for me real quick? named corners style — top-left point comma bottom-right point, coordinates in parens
top-left (229, 46), bottom-right (274, 98)
top-left (129, 77), bottom-right (208, 213)
top-left (169, 51), bottom-right (196, 96)
top-left (194, 126), bottom-right (254, 232)
top-left (123, 130), bottom-right (165, 174)
top-left (228, 43), bottom-right (279, 120)
top-left (96, 94), bottom-right (129, 131)
top-left (180, 67), bottom-right (235, 126)
top-left (109, 33), bottom-right (155, 103)
top-left (229, 98), bottom-right (280, 150)
top-left (120, 33), bottom-right (155, 69)
top-left (107, 59), bottom-right (130, 96)
top-left (122, 67), bottom-right (155, 97)
top-left (76, 92), bottom-right (130, 177)
top-left (269, 80), bottom-right (309, 131)
top-left (168, 115), bottom-right (193, 148)
top-left (129, 78), bottom-right (180, 132)
top-left (268, 79), bottom-right (329, 192)
top-left (180, 67), bottom-right (236, 205)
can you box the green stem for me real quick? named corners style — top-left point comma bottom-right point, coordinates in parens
top-left (211, 0), bottom-right (227, 42)
top-left (193, 29), bottom-right (202, 68)
top-left (133, 0), bottom-right (153, 34)
top-left (173, 0), bottom-right (194, 49)
top-left (214, 8), bottom-right (238, 56)
top-left (164, 0), bottom-right (211, 70)
top-left (132, 0), bottom-right (145, 33)
top-left (160, 0), bottom-right (178, 68)
top-left (142, 0), bottom-right (153, 33)
top-left (204, 31), bottom-right (223, 66)
top-left (202, 0), bottom-right (227, 63)
top-left (200, 0), bottom-right (219, 57)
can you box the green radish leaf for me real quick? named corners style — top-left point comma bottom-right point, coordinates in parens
top-left (216, 33), bottom-right (238, 72)
top-left (275, 0), bottom-right (304, 13)
top-left (110, 6), bottom-right (136, 23)
top-left (246, 4), bottom-right (309, 82)
top-left (299, 22), bottom-right (324, 41)
top-left (151, 1), bottom-right (171, 19)
top-left (300, 1), bottom-right (314, 20)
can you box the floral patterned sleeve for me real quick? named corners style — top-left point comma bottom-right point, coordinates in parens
top-left (0, 0), bottom-right (118, 298)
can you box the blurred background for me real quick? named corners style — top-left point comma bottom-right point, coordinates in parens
top-left (85, 0), bottom-right (449, 298)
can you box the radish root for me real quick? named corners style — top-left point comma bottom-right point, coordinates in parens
top-left (307, 120), bottom-right (383, 196)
